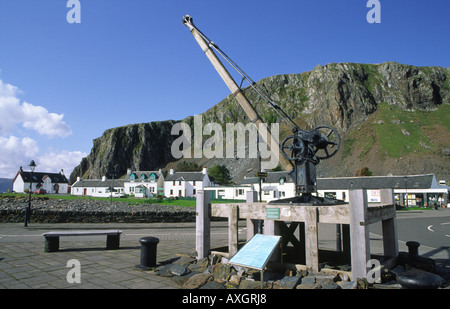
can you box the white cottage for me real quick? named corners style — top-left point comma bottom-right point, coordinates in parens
top-left (316, 174), bottom-right (448, 206)
top-left (12, 169), bottom-right (69, 194)
top-left (71, 176), bottom-right (125, 197)
top-left (164, 166), bottom-right (213, 197)
top-left (124, 169), bottom-right (164, 198)
top-left (240, 171), bottom-right (296, 202)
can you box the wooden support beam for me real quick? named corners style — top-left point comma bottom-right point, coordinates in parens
top-left (349, 189), bottom-right (370, 279)
top-left (380, 189), bottom-right (398, 257)
top-left (229, 205), bottom-right (239, 257)
top-left (246, 191), bottom-right (258, 241)
top-left (382, 216), bottom-right (398, 258)
top-left (279, 222), bottom-right (301, 249)
top-left (196, 190), bottom-right (210, 259)
top-left (342, 224), bottom-right (351, 261)
top-left (305, 207), bottom-right (319, 272)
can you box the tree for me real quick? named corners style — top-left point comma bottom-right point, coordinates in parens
top-left (208, 165), bottom-right (232, 185)
top-left (355, 167), bottom-right (373, 176)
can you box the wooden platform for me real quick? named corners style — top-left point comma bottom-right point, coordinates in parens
top-left (196, 189), bottom-right (398, 279)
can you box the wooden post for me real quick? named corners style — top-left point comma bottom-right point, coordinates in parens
top-left (342, 224), bottom-right (351, 261)
top-left (380, 189), bottom-right (398, 257)
top-left (196, 190), bottom-right (210, 259)
top-left (264, 219), bottom-right (275, 236)
top-left (380, 188), bottom-right (393, 204)
top-left (246, 191), bottom-right (258, 241)
top-left (382, 217), bottom-right (398, 257)
top-left (349, 189), bottom-right (370, 279)
top-left (229, 205), bottom-right (239, 257)
top-left (305, 207), bottom-right (319, 272)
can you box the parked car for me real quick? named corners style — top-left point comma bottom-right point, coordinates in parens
top-left (34, 189), bottom-right (46, 194)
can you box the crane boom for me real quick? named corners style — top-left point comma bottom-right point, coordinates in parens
top-left (182, 15), bottom-right (295, 175)
top-left (182, 15), bottom-right (343, 205)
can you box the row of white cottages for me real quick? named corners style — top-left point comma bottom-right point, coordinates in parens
top-left (71, 167), bottom-right (212, 198)
top-left (12, 167), bottom-right (448, 206)
top-left (71, 169), bottom-right (448, 206)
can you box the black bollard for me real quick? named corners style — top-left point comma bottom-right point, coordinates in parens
top-left (135, 237), bottom-right (159, 270)
top-left (406, 241), bottom-right (420, 256)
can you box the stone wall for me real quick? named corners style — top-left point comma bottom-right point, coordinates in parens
top-left (0, 196), bottom-right (196, 223)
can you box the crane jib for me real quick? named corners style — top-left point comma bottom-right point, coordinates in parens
top-left (182, 15), bottom-right (342, 201)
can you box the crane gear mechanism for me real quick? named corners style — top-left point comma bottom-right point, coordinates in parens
top-left (183, 15), bottom-right (344, 205)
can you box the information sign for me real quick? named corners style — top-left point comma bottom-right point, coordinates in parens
top-left (266, 207), bottom-right (280, 219)
top-left (229, 234), bottom-right (281, 270)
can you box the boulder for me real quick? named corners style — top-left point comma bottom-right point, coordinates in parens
top-left (273, 276), bottom-right (301, 289)
top-left (338, 280), bottom-right (358, 289)
top-left (170, 264), bottom-right (190, 276)
top-left (396, 269), bottom-right (443, 289)
top-left (212, 263), bottom-right (235, 282)
top-left (183, 273), bottom-right (213, 289)
top-left (320, 280), bottom-right (341, 289)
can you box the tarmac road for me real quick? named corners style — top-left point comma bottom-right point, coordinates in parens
top-left (369, 208), bottom-right (450, 267)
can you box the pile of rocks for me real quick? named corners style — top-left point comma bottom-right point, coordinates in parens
top-left (154, 251), bottom-right (449, 289)
top-left (154, 253), bottom-right (366, 289)
top-left (0, 195), bottom-right (195, 223)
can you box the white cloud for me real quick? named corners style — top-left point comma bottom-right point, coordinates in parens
top-left (0, 136), bottom-right (87, 178)
top-left (36, 150), bottom-right (87, 177)
top-left (0, 80), bottom-right (72, 138)
top-left (0, 136), bottom-right (39, 178)
top-left (0, 78), bottom-right (84, 179)
top-left (21, 102), bottom-right (72, 138)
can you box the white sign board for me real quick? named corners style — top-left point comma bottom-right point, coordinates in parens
top-left (229, 234), bottom-right (281, 270)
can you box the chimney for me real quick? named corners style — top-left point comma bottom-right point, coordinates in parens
top-left (102, 176), bottom-right (107, 181)
top-left (169, 167), bottom-right (174, 175)
top-left (76, 177), bottom-right (81, 182)
top-left (127, 168), bottom-right (132, 175)
top-left (60, 169), bottom-right (64, 175)
top-left (202, 166), bottom-right (207, 174)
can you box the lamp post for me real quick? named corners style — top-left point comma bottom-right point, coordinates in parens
top-left (25, 160), bottom-right (37, 227)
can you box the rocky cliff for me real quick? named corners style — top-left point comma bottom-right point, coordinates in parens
top-left (70, 62), bottom-right (450, 184)
top-left (70, 121), bottom-right (179, 183)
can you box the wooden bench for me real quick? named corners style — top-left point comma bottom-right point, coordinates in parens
top-left (43, 230), bottom-right (122, 252)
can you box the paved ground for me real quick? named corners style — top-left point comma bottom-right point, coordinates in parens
top-left (0, 209), bottom-right (448, 289)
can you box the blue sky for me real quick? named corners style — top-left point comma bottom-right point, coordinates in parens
top-left (0, 0), bottom-right (449, 178)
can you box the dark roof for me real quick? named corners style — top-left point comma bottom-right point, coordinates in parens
top-left (17, 171), bottom-right (68, 184)
top-left (71, 179), bottom-right (126, 188)
top-left (240, 171), bottom-right (293, 185)
top-left (317, 174), bottom-right (436, 190)
top-left (239, 172), bottom-right (437, 190)
top-left (128, 171), bottom-right (161, 181)
top-left (165, 172), bottom-right (206, 182)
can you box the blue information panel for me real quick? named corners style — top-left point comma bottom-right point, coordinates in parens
top-left (229, 234), bottom-right (282, 270)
